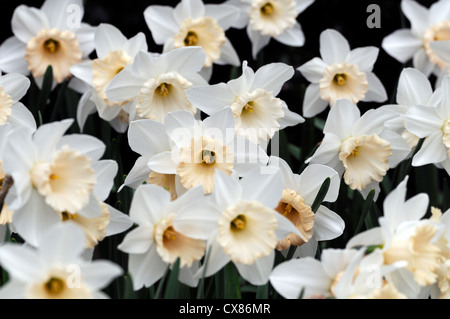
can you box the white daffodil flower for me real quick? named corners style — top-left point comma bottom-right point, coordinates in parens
top-left (298, 29), bottom-right (387, 118)
top-left (225, 0), bottom-right (314, 58)
top-left (105, 47), bottom-right (207, 123)
top-left (70, 24), bottom-right (148, 133)
top-left (0, 223), bottom-right (123, 299)
top-left (382, 0), bottom-right (450, 79)
top-left (384, 68), bottom-right (442, 156)
top-left (0, 0), bottom-right (95, 87)
top-left (146, 107), bottom-right (268, 196)
top-left (268, 156), bottom-right (344, 257)
top-left (118, 184), bottom-right (207, 289)
top-left (269, 248), bottom-right (360, 299)
top-left (186, 61), bottom-right (304, 145)
top-left (2, 119), bottom-right (120, 247)
top-left (144, 0), bottom-right (240, 73)
top-left (173, 168), bottom-right (302, 286)
top-left (404, 75), bottom-right (450, 175)
top-left (347, 176), bottom-right (446, 298)
top-left (306, 99), bottom-right (410, 199)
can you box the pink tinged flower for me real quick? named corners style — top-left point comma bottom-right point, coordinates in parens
top-left (298, 29), bottom-right (387, 118)
top-left (0, 223), bottom-right (123, 299)
top-left (0, 0), bottom-right (95, 87)
top-left (144, 0), bottom-right (240, 69)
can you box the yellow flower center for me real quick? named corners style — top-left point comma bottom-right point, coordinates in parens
top-left (333, 73), bottom-right (347, 86)
top-left (184, 31), bottom-right (198, 46)
top-left (155, 83), bottom-right (171, 97)
top-left (230, 215), bottom-right (246, 231)
top-left (44, 277), bottom-right (65, 296)
top-left (44, 39), bottom-right (59, 54)
top-left (260, 3), bottom-right (274, 15)
top-left (201, 150), bottom-right (216, 165)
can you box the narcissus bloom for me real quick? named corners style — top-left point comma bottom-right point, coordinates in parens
top-left (347, 176), bottom-right (446, 297)
top-left (118, 184), bottom-right (206, 289)
top-left (382, 0), bottom-right (450, 78)
top-left (298, 29), bottom-right (387, 118)
top-left (2, 119), bottom-right (119, 246)
top-left (186, 61), bottom-right (304, 145)
top-left (146, 107), bottom-right (268, 195)
top-left (105, 47), bottom-right (207, 123)
top-left (0, 223), bottom-right (122, 299)
top-left (0, 0), bottom-right (95, 86)
top-left (144, 0), bottom-right (240, 70)
top-left (226, 0), bottom-right (314, 58)
top-left (269, 156), bottom-right (344, 256)
top-left (404, 75), bottom-right (450, 175)
top-left (70, 24), bottom-right (148, 133)
top-left (306, 99), bottom-right (410, 198)
top-left (173, 168), bottom-right (301, 285)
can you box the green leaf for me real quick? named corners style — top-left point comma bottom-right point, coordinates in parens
top-left (153, 265), bottom-right (170, 299)
top-left (354, 189), bottom-right (376, 235)
top-left (310, 177), bottom-right (331, 213)
top-left (123, 274), bottom-right (137, 299)
top-left (224, 263), bottom-right (241, 299)
top-left (36, 65), bottom-right (53, 113)
top-left (196, 246), bottom-right (212, 299)
top-left (163, 258), bottom-right (181, 299)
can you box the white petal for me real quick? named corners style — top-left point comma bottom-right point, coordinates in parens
top-left (297, 58), bottom-right (327, 83)
top-left (91, 160), bottom-right (118, 201)
top-left (401, 0), bottom-right (429, 37)
top-left (404, 105), bottom-right (443, 138)
top-left (313, 205), bottom-right (345, 241)
top-left (240, 167), bottom-right (283, 208)
top-left (105, 67), bottom-right (143, 103)
top-left (76, 91), bottom-right (96, 132)
top-left (9, 102), bottom-right (36, 132)
top-left (412, 130), bottom-right (447, 166)
top-left (363, 72), bottom-right (387, 103)
top-left (0, 37), bottom-right (28, 75)
top-left (57, 134), bottom-right (105, 161)
top-left (352, 107), bottom-right (396, 136)
top-left (122, 32), bottom-right (148, 58)
top-left (247, 25), bottom-right (271, 59)
top-left (94, 24), bottom-right (127, 59)
top-left (269, 156), bottom-right (297, 190)
top-left (396, 67), bottom-right (433, 106)
top-left (203, 107), bottom-right (235, 144)
top-left (173, 0), bottom-right (205, 25)
top-left (413, 48), bottom-right (435, 77)
top-left (298, 164), bottom-right (340, 204)
top-left (148, 151), bottom-right (178, 175)
top-left (274, 23), bottom-right (305, 47)
top-left (12, 5), bottom-right (49, 43)
top-left (81, 260), bottom-right (123, 290)
top-left (212, 170), bottom-right (242, 209)
top-left (345, 227), bottom-right (383, 249)
top-left (279, 102), bottom-right (305, 129)
top-left (198, 236), bottom-right (231, 278)
top-left (39, 223), bottom-right (85, 264)
top-left (205, 4), bottom-right (239, 30)
top-left (253, 63), bottom-right (294, 96)
top-left (70, 61), bottom-right (94, 86)
top-left (105, 204), bottom-right (133, 236)
top-left (129, 184), bottom-right (171, 225)
top-left (122, 156), bottom-right (152, 190)
top-left (128, 120), bottom-right (170, 156)
top-left (0, 281), bottom-right (27, 299)
top-left (270, 257), bottom-right (330, 299)
top-left (302, 83), bottom-right (329, 118)
top-left (234, 251), bottom-right (274, 285)
top-left (41, 0), bottom-right (84, 30)
top-left (0, 73), bottom-right (30, 102)
top-left (216, 38), bottom-right (240, 67)
top-left (321, 248), bottom-right (358, 278)
top-left (128, 246), bottom-right (167, 289)
top-left (164, 46), bottom-right (207, 74)
top-left (74, 23), bottom-right (96, 57)
top-left (0, 244), bottom-right (44, 282)
top-left (319, 29), bottom-right (350, 64)
top-left (274, 212), bottom-right (303, 241)
top-left (439, 76), bottom-right (450, 117)
top-left (232, 136), bottom-right (269, 175)
top-left (118, 225), bottom-right (153, 254)
top-left (228, 61), bottom-right (255, 95)
top-left (33, 119), bottom-right (73, 161)
top-left (429, 0), bottom-right (450, 27)
top-left (144, 6), bottom-right (178, 45)
top-left (345, 46), bottom-right (379, 73)
top-left (295, 0), bottom-right (315, 13)
top-left (186, 83), bottom-right (235, 115)
top-left (381, 29), bottom-right (421, 63)
top-left (323, 99), bottom-right (360, 139)
top-left (306, 133), bottom-right (341, 165)
top-left (164, 110), bottom-right (197, 141)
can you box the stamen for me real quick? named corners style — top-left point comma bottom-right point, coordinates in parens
top-left (115, 66), bottom-right (124, 76)
top-left (184, 31), bottom-right (198, 46)
top-left (243, 101), bottom-right (254, 113)
top-left (350, 147), bottom-right (359, 158)
top-left (163, 226), bottom-right (177, 241)
top-left (333, 73), bottom-right (347, 86)
top-left (50, 174), bottom-right (60, 180)
top-left (283, 204), bottom-right (292, 216)
top-left (260, 3), bottom-right (274, 15)
top-left (155, 83), bottom-right (171, 97)
top-left (201, 150), bottom-right (216, 165)
top-left (230, 215), bottom-right (246, 231)
top-left (44, 277), bottom-right (65, 295)
top-left (61, 212), bottom-right (77, 221)
top-left (44, 39), bottom-right (59, 54)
